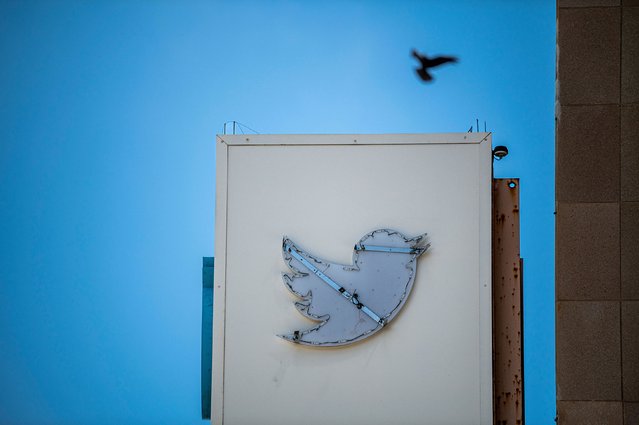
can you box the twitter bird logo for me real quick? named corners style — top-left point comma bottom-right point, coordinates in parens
top-left (279, 229), bottom-right (429, 346)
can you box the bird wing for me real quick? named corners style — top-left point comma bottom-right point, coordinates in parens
top-left (411, 49), bottom-right (430, 67)
top-left (427, 55), bottom-right (458, 67)
top-left (280, 237), bottom-right (379, 345)
top-left (281, 237), bottom-right (357, 317)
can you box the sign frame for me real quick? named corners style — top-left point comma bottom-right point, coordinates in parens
top-left (212, 133), bottom-right (493, 425)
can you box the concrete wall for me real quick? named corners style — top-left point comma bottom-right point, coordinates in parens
top-left (556, 1), bottom-right (639, 423)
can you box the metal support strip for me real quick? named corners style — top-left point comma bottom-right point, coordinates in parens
top-left (492, 179), bottom-right (524, 424)
top-left (201, 257), bottom-right (214, 420)
top-left (285, 243), bottom-right (384, 326)
top-left (353, 244), bottom-right (418, 254)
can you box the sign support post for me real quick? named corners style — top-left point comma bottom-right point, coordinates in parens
top-left (492, 178), bottom-right (524, 425)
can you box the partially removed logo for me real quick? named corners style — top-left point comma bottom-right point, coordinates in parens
top-left (280, 229), bottom-right (429, 347)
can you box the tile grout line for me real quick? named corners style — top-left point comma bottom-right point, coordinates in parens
top-left (559, 5), bottom-right (622, 10)
top-left (557, 299), bottom-right (639, 302)
top-left (619, 5), bottom-right (625, 423)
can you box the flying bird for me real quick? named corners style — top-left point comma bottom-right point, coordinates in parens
top-left (279, 229), bottom-right (430, 346)
top-left (411, 49), bottom-right (458, 82)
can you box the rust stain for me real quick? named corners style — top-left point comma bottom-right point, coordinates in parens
top-left (492, 178), bottom-right (523, 425)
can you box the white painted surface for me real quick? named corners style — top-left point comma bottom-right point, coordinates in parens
top-left (212, 133), bottom-right (492, 425)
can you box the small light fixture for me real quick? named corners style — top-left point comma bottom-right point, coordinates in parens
top-left (492, 145), bottom-right (509, 160)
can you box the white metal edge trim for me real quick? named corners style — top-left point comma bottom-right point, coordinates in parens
top-left (217, 132), bottom-right (491, 146)
top-left (213, 134), bottom-right (494, 423)
top-left (212, 136), bottom-right (228, 425)
top-left (478, 135), bottom-right (493, 424)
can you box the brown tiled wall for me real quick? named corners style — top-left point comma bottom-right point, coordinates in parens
top-left (556, 1), bottom-right (639, 424)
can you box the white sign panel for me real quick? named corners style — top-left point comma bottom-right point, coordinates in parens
top-left (212, 133), bottom-right (492, 425)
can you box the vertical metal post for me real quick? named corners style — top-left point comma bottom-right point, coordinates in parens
top-left (492, 178), bottom-right (524, 425)
top-left (201, 257), bottom-right (214, 420)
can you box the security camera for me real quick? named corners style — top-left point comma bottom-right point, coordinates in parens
top-left (492, 145), bottom-right (509, 160)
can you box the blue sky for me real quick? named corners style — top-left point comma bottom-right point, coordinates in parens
top-left (0, 1), bottom-right (555, 424)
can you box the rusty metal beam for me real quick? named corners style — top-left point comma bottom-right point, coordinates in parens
top-left (492, 178), bottom-right (524, 425)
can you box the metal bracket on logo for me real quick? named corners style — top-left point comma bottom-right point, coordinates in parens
top-left (284, 242), bottom-right (385, 326)
top-left (354, 244), bottom-right (423, 254)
